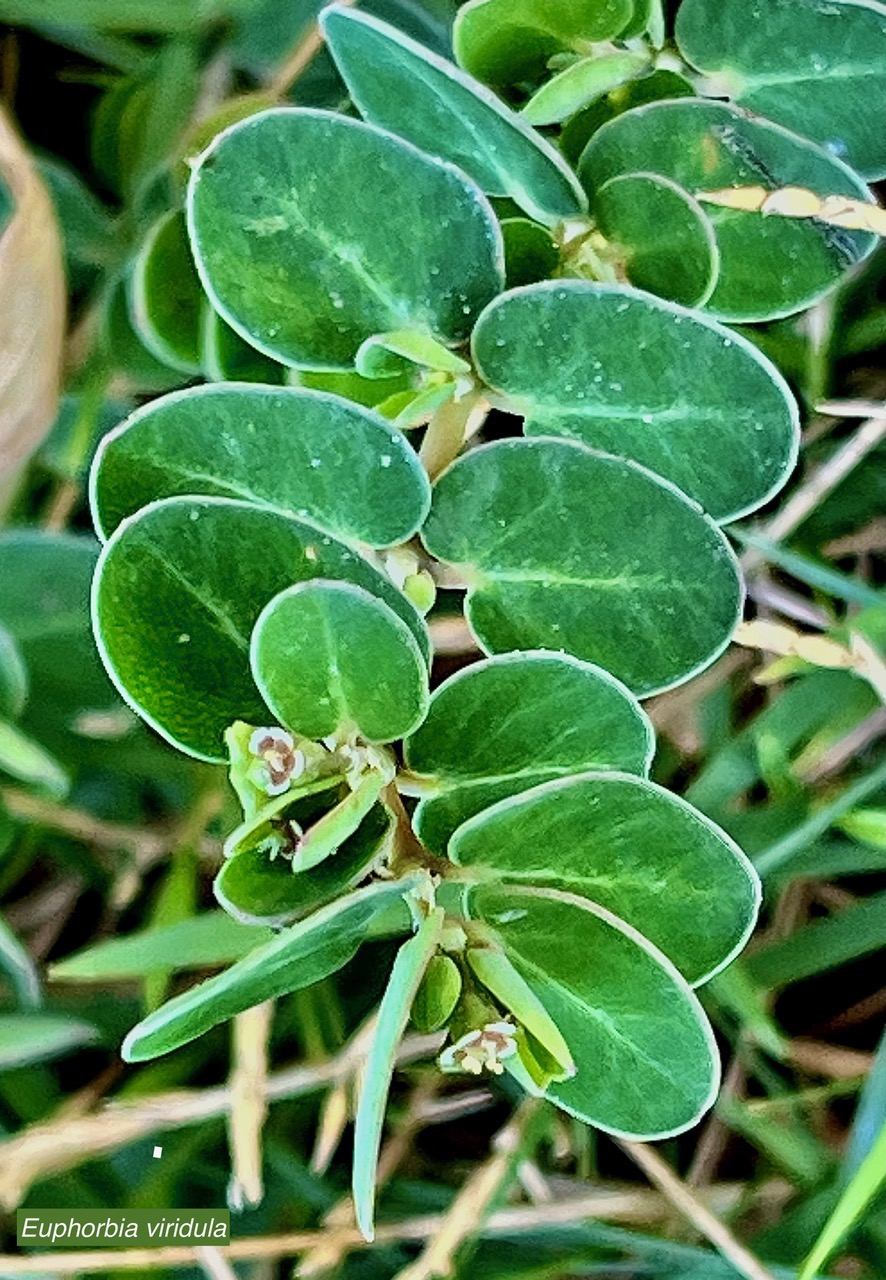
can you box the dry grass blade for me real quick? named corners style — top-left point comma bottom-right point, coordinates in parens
top-left (0, 104), bottom-right (65, 479)
top-left (226, 1000), bottom-right (274, 1209)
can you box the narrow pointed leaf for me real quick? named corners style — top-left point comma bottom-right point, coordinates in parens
top-left (453, 772), bottom-right (760, 985)
top-left (353, 908), bottom-right (444, 1240)
top-left (469, 883), bottom-right (719, 1137)
top-left (580, 99), bottom-right (876, 321)
top-left (122, 878), bottom-right (417, 1062)
top-left (472, 282), bottom-right (799, 521)
top-left (404, 651), bottom-right (653, 852)
top-left (92, 496), bottom-right (429, 761)
top-left (187, 107), bottom-right (504, 369)
top-left (0, 624), bottom-right (27, 721)
top-left (321, 7), bottom-right (586, 227)
top-left (421, 438), bottom-right (743, 697)
top-left (521, 51), bottom-right (650, 126)
top-left (251, 581), bottom-right (429, 743)
top-left (90, 383), bottom-right (430, 546)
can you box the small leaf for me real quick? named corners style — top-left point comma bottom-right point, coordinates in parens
top-left (0, 718), bottom-right (68, 798)
top-left (469, 883), bottom-right (719, 1137)
top-left (90, 382), bottom-right (431, 547)
top-left (321, 6), bottom-right (587, 227)
top-left (521, 51), bottom-right (651, 126)
top-left (129, 209), bottom-right (203, 375)
top-left (215, 800), bottom-right (394, 926)
top-left (421, 438), bottom-right (743, 697)
top-left (404, 651), bottom-right (653, 852)
top-left (0, 1014), bottom-right (97, 1070)
top-left (501, 218), bottom-right (559, 289)
top-left (412, 953), bottom-right (462, 1033)
top-left (92, 496), bottom-right (429, 761)
top-left (452, 771), bottom-right (760, 985)
top-left (200, 306), bottom-right (286, 384)
top-left (122, 878), bottom-right (417, 1062)
top-left (353, 907), bottom-right (444, 1240)
top-left (454, 0), bottom-right (634, 87)
top-left (467, 945), bottom-right (574, 1078)
top-left (187, 107), bottom-right (504, 369)
top-left (0, 912), bottom-right (40, 1008)
top-left (472, 281), bottom-right (799, 520)
top-left (355, 330), bottom-right (471, 380)
top-left (594, 172), bottom-right (720, 307)
top-left (580, 98), bottom-right (876, 321)
top-left (49, 912), bottom-right (274, 981)
top-left (676, 0), bottom-right (886, 181)
top-left (0, 624), bottom-right (27, 721)
top-left (251, 580), bottom-right (429, 743)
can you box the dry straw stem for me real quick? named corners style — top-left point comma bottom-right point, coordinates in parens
top-left (0, 1034), bottom-right (442, 1210)
top-left (0, 104), bottom-right (65, 476)
top-left (226, 1001), bottom-right (274, 1210)
top-left (0, 1183), bottom-right (746, 1275)
top-left (618, 1138), bottom-right (778, 1280)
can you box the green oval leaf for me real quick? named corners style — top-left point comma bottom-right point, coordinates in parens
top-left (453, 771), bottom-right (760, 984)
top-left (89, 383), bottom-right (430, 546)
top-left (580, 99), bottom-right (876, 321)
top-left (215, 800), bottom-right (394, 926)
top-left (251, 580), bottom-right (429, 743)
top-left (521, 51), bottom-right (651, 127)
top-left (469, 883), bottom-right (719, 1137)
top-left (454, 0), bottom-right (634, 87)
top-left (404, 651), bottom-right (653, 853)
top-left (122, 878), bottom-right (416, 1062)
top-left (594, 171), bottom-right (720, 307)
top-left (472, 281), bottom-right (799, 521)
top-left (321, 7), bottom-right (586, 227)
top-left (676, 0), bottom-right (886, 181)
top-left (93, 496), bottom-right (429, 761)
top-left (187, 107), bottom-right (504, 370)
top-left (421, 438), bottom-right (743, 696)
top-left (130, 209), bottom-right (203, 376)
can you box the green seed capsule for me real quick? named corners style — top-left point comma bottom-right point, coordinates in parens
top-left (412, 953), bottom-right (463, 1033)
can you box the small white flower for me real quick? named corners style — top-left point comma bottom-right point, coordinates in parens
top-left (439, 1022), bottom-right (518, 1077)
top-left (248, 727), bottom-right (305, 795)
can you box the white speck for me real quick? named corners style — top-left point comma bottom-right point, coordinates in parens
top-left (153, 1147), bottom-right (163, 1159)
top-left (177, 633), bottom-right (190, 644)
top-left (380, 454), bottom-right (392, 468)
top-left (310, 458), bottom-right (321, 468)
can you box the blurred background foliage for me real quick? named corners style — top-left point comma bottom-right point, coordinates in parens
top-left (0, 1), bottom-right (886, 1277)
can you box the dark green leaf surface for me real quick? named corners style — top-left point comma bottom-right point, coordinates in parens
top-left (90, 383), bottom-right (430, 546)
top-left (92, 496), bottom-right (428, 760)
top-left (353, 908), bottom-right (443, 1240)
top-left (453, 772), bottom-right (760, 984)
top-left (421, 438), bottom-right (743, 696)
top-left (0, 1015), bottom-right (98, 1070)
top-left (469, 884), bottom-right (719, 1137)
top-left (321, 7), bottom-right (586, 226)
top-left (404, 651), bottom-right (653, 852)
top-left (580, 99), bottom-right (876, 321)
top-left (0, 624), bottom-right (27, 721)
top-left (252, 581), bottom-right (429, 742)
top-left (200, 307), bottom-right (286, 384)
top-left (122, 878), bottom-right (415, 1061)
top-left (187, 107), bottom-right (504, 369)
top-left (130, 209), bottom-right (203, 375)
top-left (676, 0), bottom-right (886, 180)
top-left (215, 801), bottom-right (394, 925)
top-left (594, 172), bottom-right (719, 308)
top-left (472, 282), bottom-right (799, 521)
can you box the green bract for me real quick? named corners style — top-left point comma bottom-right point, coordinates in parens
top-left (472, 282), bottom-right (799, 520)
top-left (90, 383), bottom-right (431, 545)
top-left (322, 7), bottom-right (587, 227)
top-left (187, 107), bottom-right (505, 369)
top-left (580, 99), bottom-right (877, 321)
top-left (675, 0), bottom-right (886, 180)
top-left (422, 438), bottom-right (743, 695)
